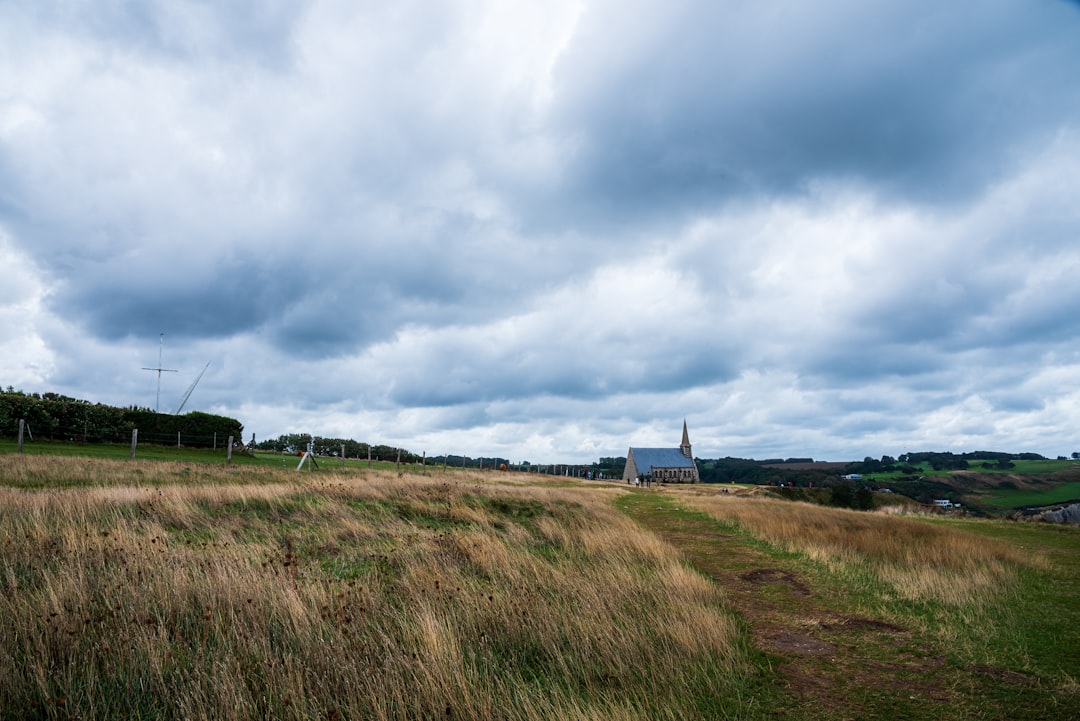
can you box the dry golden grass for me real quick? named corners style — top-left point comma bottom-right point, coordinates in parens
top-left (679, 490), bottom-right (1036, 608)
top-left (0, 457), bottom-right (749, 720)
top-left (665, 489), bottom-right (1057, 663)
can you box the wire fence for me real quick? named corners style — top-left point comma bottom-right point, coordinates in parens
top-left (3, 421), bottom-right (235, 449)
top-left (4, 418), bottom-right (624, 479)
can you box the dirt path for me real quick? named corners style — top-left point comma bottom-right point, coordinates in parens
top-left (616, 490), bottom-right (1007, 721)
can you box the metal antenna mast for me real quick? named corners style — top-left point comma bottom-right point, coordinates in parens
top-left (174, 360), bottom-right (212, 415)
top-left (141, 332), bottom-right (178, 412)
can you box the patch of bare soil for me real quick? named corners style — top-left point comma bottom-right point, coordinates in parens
top-left (819, 616), bottom-right (905, 633)
top-left (763, 632), bottom-right (834, 655)
top-left (739, 567), bottom-right (811, 596)
top-left (971, 665), bottom-right (1034, 685)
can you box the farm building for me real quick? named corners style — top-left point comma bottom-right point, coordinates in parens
top-left (622, 421), bottom-right (700, 483)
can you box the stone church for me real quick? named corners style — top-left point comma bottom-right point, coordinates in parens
top-left (623, 421), bottom-right (700, 483)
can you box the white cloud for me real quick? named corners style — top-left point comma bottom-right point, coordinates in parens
top-left (0, 231), bottom-right (55, 386)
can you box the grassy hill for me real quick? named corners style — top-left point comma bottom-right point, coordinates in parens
top-left (0, 453), bottom-right (1077, 720)
top-left (872, 464), bottom-right (1080, 513)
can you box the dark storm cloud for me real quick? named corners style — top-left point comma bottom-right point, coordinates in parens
top-left (384, 321), bottom-right (738, 408)
top-left (804, 345), bottom-right (946, 385)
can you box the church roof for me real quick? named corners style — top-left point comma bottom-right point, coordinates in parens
top-left (629, 447), bottom-right (695, 474)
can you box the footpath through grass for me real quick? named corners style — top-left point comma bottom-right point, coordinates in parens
top-left (617, 488), bottom-right (1080, 721)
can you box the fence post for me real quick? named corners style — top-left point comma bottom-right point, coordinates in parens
top-left (367, 446), bottom-right (371, 468)
top-left (341, 444), bottom-right (346, 470)
top-left (227, 436), bottom-right (234, 466)
top-left (130, 429), bottom-right (138, 460)
top-left (17, 419), bottom-right (24, 454)
top-left (395, 449), bottom-right (401, 472)
top-left (214, 432), bottom-right (217, 451)
top-left (177, 431), bottom-right (181, 449)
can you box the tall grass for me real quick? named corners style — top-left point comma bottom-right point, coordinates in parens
top-left (684, 492), bottom-right (1034, 607)
top-left (0, 457), bottom-right (754, 720)
top-left (677, 490), bottom-right (1045, 660)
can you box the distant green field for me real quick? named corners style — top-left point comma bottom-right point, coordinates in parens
top-left (871, 459), bottom-right (1078, 480)
top-left (982, 481), bottom-right (1080, 509)
top-left (976, 459), bottom-right (1079, 474)
top-left (868, 464), bottom-right (948, 479)
top-left (0, 438), bottom-right (257, 464)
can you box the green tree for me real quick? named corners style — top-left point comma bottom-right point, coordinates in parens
top-left (830, 484), bottom-right (854, 508)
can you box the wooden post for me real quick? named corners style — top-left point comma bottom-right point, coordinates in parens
top-left (213, 432), bottom-right (217, 451)
top-left (395, 449), bottom-right (401, 472)
top-left (130, 429), bottom-right (138, 460)
top-left (341, 444), bottom-right (346, 470)
top-left (17, 419), bottom-right (24, 454)
top-left (177, 431), bottom-right (181, 449)
top-left (226, 436), bottom-right (234, 466)
top-left (367, 446), bottom-right (371, 468)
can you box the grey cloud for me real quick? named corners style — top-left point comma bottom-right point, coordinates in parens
top-left (546, 0), bottom-right (1080, 219)
top-left (18, 0), bottom-right (308, 70)
top-left (804, 345), bottom-right (946, 385)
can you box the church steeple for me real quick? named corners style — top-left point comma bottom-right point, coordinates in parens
top-left (680, 419), bottom-right (692, 459)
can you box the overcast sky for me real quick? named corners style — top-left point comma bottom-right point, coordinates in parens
top-left (3, 0), bottom-right (1080, 463)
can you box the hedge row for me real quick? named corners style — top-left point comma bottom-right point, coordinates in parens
top-left (0, 391), bottom-right (243, 448)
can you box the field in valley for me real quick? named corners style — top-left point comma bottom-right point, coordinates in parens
top-left (0, 453), bottom-right (1077, 720)
top-left (979, 481), bottom-right (1080, 510)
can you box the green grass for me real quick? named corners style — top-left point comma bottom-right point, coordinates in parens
top-left (0, 437), bottom-right (251, 462)
top-left (981, 481), bottom-right (1080, 509)
top-left (869, 463), bottom-right (950, 479)
top-left (988, 459), bottom-right (1079, 474)
top-left (930, 517), bottom-right (1080, 683)
top-left (871, 459), bottom-right (1078, 480)
top-left (0, 438), bottom-right (435, 472)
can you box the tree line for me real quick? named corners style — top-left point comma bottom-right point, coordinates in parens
top-left (254, 434), bottom-right (426, 464)
top-left (845, 450), bottom-right (1049, 475)
top-left (0, 388), bottom-right (243, 448)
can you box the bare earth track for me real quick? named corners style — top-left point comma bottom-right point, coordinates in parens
top-left (616, 489), bottom-right (1047, 721)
